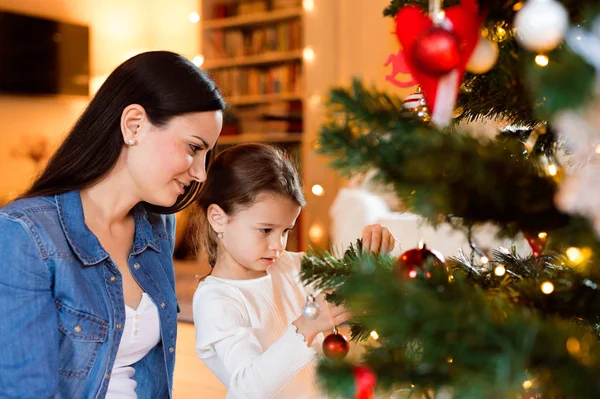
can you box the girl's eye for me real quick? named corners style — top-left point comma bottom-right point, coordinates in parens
top-left (259, 229), bottom-right (272, 234)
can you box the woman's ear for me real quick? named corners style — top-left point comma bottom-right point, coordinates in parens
top-left (121, 104), bottom-right (146, 145)
top-left (207, 204), bottom-right (228, 234)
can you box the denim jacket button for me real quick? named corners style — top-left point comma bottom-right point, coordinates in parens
top-left (105, 372), bottom-right (110, 379)
top-left (133, 263), bottom-right (140, 270)
top-left (109, 276), bottom-right (116, 283)
top-left (73, 325), bottom-right (82, 333)
top-left (169, 347), bottom-right (174, 353)
top-left (116, 323), bottom-right (122, 330)
top-left (160, 302), bottom-right (166, 309)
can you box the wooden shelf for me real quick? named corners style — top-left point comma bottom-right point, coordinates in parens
top-left (227, 92), bottom-right (303, 106)
top-left (203, 50), bottom-right (303, 69)
top-left (203, 8), bottom-right (303, 30)
top-left (217, 132), bottom-right (303, 145)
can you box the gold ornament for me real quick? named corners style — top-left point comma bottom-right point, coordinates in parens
top-left (402, 86), bottom-right (431, 123)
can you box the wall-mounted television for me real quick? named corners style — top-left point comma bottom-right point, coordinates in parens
top-left (0, 10), bottom-right (89, 96)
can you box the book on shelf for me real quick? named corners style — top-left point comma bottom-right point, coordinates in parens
top-left (203, 20), bottom-right (301, 59)
top-left (211, 64), bottom-right (301, 98)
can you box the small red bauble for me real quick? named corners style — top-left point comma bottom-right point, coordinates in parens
top-left (322, 327), bottom-right (350, 360)
top-left (353, 364), bottom-right (377, 399)
top-left (395, 243), bottom-right (445, 279)
top-left (412, 26), bottom-right (462, 77)
top-left (524, 232), bottom-right (548, 258)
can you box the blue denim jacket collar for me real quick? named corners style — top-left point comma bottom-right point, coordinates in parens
top-left (55, 190), bottom-right (161, 266)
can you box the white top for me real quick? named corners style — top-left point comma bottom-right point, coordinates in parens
top-left (193, 251), bottom-right (326, 399)
top-left (106, 293), bottom-right (161, 398)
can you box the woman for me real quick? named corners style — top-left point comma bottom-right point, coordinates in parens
top-left (0, 51), bottom-right (225, 398)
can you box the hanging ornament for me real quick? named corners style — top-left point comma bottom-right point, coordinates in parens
top-left (466, 35), bottom-right (499, 74)
top-left (384, 49), bottom-right (419, 88)
top-left (394, 242), bottom-right (445, 279)
top-left (402, 86), bottom-right (431, 122)
top-left (322, 326), bottom-right (350, 360)
top-left (395, 0), bottom-right (484, 127)
top-left (523, 232), bottom-right (548, 257)
top-left (301, 294), bottom-right (320, 320)
top-left (353, 365), bottom-right (377, 399)
top-left (412, 27), bottom-right (462, 77)
top-left (514, 0), bottom-right (569, 52)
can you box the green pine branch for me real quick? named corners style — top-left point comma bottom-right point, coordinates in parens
top-left (302, 246), bottom-right (600, 398)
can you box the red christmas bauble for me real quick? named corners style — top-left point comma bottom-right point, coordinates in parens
top-left (411, 27), bottom-right (461, 77)
top-left (322, 331), bottom-right (350, 360)
top-left (524, 232), bottom-right (548, 258)
top-left (395, 243), bottom-right (445, 279)
top-left (353, 365), bottom-right (377, 399)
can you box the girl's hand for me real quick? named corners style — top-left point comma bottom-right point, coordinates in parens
top-left (293, 292), bottom-right (351, 346)
top-left (361, 223), bottom-right (397, 254)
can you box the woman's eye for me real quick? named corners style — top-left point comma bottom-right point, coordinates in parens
top-left (189, 144), bottom-right (202, 154)
top-left (259, 229), bottom-right (272, 234)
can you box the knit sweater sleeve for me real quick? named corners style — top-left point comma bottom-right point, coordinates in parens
top-left (193, 282), bottom-right (317, 399)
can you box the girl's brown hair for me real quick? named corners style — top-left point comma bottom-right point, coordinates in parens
top-left (194, 143), bottom-right (305, 267)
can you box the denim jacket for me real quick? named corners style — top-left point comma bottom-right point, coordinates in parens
top-left (0, 190), bottom-right (178, 398)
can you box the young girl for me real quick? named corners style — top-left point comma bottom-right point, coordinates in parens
top-left (192, 143), bottom-right (395, 398)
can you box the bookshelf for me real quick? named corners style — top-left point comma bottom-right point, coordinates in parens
top-left (200, 0), bottom-right (306, 251)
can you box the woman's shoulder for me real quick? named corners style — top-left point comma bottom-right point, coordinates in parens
top-left (0, 195), bottom-right (56, 219)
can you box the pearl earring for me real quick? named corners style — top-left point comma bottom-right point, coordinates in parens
top-left (217, 232), bottom-right (223, 239)
top-left (126, 139), bottom-right (135, 146)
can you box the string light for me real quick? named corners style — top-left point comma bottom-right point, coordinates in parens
top-left (447, 357), bottom-right (453, 363)
top-left (370, 331), bottom-right (380, 340)
top-left (535, 54), bottom-right (549, 67)
top-left (192, 55), bottom-right (204, 67)
top-left (308, 224), bottom-right (325, 242)
top-left (566, 247), bottom-right (584, 263)
top-left (189, 12), bottom-right (200, 23)
top-left (538, 232), bottom-right (547, 240)
top-left (303, 0), bottom-right (314, 11)
top-left (494, 265), bottom-right (506, 276)
top-left (311, 184), bottom-right (325, 196)
top-left (481, 256), bottom-right (489, 264)
top-left (513, 2), bottom-right (524, 11)
top-left (303, 46), bottom-right (315, 62)
top-left (547, 163), bottom-right (558, 176)
top-left (522, 380), bottom-right (533, 390)
top-left (540, 281), bottom-right (554, 294)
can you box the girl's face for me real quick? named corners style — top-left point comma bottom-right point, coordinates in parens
top-left (127, 110), bottom-right (222, 207)
top-left (217, 193), bottom-right (302, 279)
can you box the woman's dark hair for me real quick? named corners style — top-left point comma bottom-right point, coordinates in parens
top-left (21, 50), bottom-right (226, 214)
top-left (194, 143), bottom-right (305, 267)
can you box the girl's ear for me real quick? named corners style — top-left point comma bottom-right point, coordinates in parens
top-left (207, 204), bottom-right (228, 234)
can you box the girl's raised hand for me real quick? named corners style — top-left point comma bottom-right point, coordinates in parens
top-left (361, 223), bottom-right (397, 254)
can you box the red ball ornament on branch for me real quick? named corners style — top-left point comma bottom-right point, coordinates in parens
top-left (524, 232), bottom-right (548, 258)
top-left (412, 27), bottom-right (462, 77)
top-left (322, 327), bottom-right (349, 360)
top-left (395, 243), bottom-right (445, 279)
top-left (353, 365), bottom-right (377, 399)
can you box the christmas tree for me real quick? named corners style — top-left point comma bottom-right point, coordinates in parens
top-left (300, 1), bottom-right (600, 398)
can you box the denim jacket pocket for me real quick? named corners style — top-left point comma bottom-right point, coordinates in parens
top-left (56, 300), bottom-right (108, 379)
